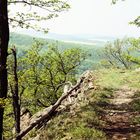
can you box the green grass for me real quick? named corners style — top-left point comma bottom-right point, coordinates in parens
top-left (34, 89), bottom-right (109, 140)
top-left (123, 71), bottom-right (140, 88)
top-left (26, 68), bottom-right (140, 140)
top-left (32, 77), bottom-right (116, 140)
top-left (94, 69), bottom-right (140, 140)
top-left (38, 106), bottom-right (106, 139)
top-left (94, 68), bottom-right (140, 89)
top-left (70, 125), bottom-right (106, 140)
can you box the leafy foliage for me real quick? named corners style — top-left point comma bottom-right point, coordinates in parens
top-left (8, 41), bottom-right (86, 112)
top-left (101, 38), bottom-right (133, 69)
top-left (4, 41), bottom-right (86, 139)
top-left (1, 1), bottom-right (70, 139)
top-left (130, 16), bottom-right (140, 27)
top-left (8, 0), bottom-right (70, 32)
top-left (125, 38), bottom-right (140, 65)
top-left (0, 98), bottom-right (7, 108)
top-left (9, 32), bottom-right (104, 71)
top-left (101, 38), bottom-right (140, 69)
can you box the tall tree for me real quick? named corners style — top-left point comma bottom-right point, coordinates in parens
top-left (0, 0), bottom-right (69, 139)
top-left (5, 42), bottom-right (86, 139)
top-left (0, 1), bottom-right (9, 140)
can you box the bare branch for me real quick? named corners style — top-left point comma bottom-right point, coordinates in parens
top-left (15, 76), bottom-right (85, 139)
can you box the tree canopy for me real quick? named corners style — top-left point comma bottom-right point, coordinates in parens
top-left (8, 0), bottom-right (70, 32)
top-left (101, 38), bottom-right (140, 69)
top-left (0, 0), bottom-right (70, 139)
top-left (3, 41), bottom-right (86, 139)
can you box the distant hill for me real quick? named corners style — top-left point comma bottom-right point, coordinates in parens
top-left (11, 30), bottom-right (115, 46)
top-left (9, 32), bottom-right (109, 50)
top-left (9, 32), bottom-right (107, 71)
top-left (10, 32), bottom-right (40, 47)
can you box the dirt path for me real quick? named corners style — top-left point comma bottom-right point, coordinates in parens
top-left (102, 86), bottom-right (140, 140)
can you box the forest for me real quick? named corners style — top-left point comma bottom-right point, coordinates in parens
top-left (0, 0), bottom-right (140, 140)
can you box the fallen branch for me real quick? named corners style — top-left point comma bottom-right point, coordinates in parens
top-left (15, 77), bottom-right (85, 140)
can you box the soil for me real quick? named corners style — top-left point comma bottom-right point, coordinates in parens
top-left (101, 86), bottom-right (140, 140)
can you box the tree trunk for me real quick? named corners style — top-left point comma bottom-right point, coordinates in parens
top-left (11, 48), bottom-right (21, 135)
top-left (0, 0), bottom-right (9, 139)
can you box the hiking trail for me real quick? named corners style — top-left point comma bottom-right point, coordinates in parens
top-left (101, 86), bottom-right (140, 140)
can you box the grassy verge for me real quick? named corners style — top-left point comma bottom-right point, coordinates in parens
top-left (27, 84), bottom-right (116, 140)
top-left (24, 68), bottom-right (140, 140)
top-left (94, 68), bottom-right (140, 89)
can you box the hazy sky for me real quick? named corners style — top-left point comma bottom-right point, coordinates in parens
top-left (40, 0), bottom-right (140, 37)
